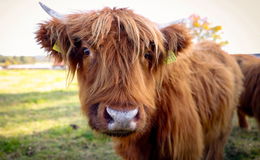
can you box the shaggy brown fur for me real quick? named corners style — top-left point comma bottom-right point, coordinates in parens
top-left (233, 54), bottom-right (260, 130)
top-left (35, 7), bottom-right (243, 160)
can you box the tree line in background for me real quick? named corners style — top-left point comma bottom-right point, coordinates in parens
top-left (0, 55), bottom-right (36, 66)
top-left (0, 14), bottom-right (227, 66)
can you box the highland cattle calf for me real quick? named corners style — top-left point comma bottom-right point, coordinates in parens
top-left (36, 3), bottom-right (243, 160)
top-left (233, 54), bottom-right (260, 130)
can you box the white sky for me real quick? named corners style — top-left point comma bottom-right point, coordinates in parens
top-left (0, 0), bottom-right (259, 56)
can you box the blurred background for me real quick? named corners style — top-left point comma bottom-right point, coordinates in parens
top-left (0, 0), bottom-right (259, 159)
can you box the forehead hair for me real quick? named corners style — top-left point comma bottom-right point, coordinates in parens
top-left (66, 8), bottom-right (165, 56)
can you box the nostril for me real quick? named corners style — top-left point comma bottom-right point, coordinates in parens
top-left (90, 103), bottom-right (99, 116)
top-left (104, 107), bottom-right (114, 123)
top-left (133, 110), bottom-right (139, 121)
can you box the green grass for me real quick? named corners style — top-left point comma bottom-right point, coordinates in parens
top-left (0, 70), bottom-right (259, 160)
top-left (0, 70), bottom-right (119, 160)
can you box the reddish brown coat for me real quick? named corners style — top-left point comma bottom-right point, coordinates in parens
top-left (36, 8), bottom-right (243, 160)
top-left (233, 54), bottom-right (260, 130)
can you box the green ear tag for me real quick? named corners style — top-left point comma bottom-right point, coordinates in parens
top-left (52, 42), bottom-right (62, 53)
top-left (164, 50), bottom-right (177, 64)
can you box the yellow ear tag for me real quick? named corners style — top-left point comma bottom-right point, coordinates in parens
top-left (52, 42), bottom-right (62, 53)
top-left (164, 50), bottom-right (177, 64)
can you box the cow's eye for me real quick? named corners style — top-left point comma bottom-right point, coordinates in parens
top-left (144, 53), bottom-right (152, 61)
top-left (83, 48), bottom-right (91, 56)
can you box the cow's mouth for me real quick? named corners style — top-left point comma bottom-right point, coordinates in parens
top-left (104, 130), bottom-right (135, 137)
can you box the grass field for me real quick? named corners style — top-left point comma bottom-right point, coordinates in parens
top-left (0, 70), bottom-right (259, 160)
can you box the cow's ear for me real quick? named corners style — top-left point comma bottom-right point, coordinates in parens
top-left (161, 24), bottom-right (192, 55)
top-left (35, 19), bottom-right (69, 63)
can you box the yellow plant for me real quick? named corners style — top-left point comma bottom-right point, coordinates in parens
top-left (186, 14), bottom-right (228, 46)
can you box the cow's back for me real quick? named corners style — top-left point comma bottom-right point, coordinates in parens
top-left (188, 41), bottom-right (243, 145)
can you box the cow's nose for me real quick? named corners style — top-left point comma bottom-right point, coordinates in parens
top-left (105, 106), bottom-right (138, 131)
